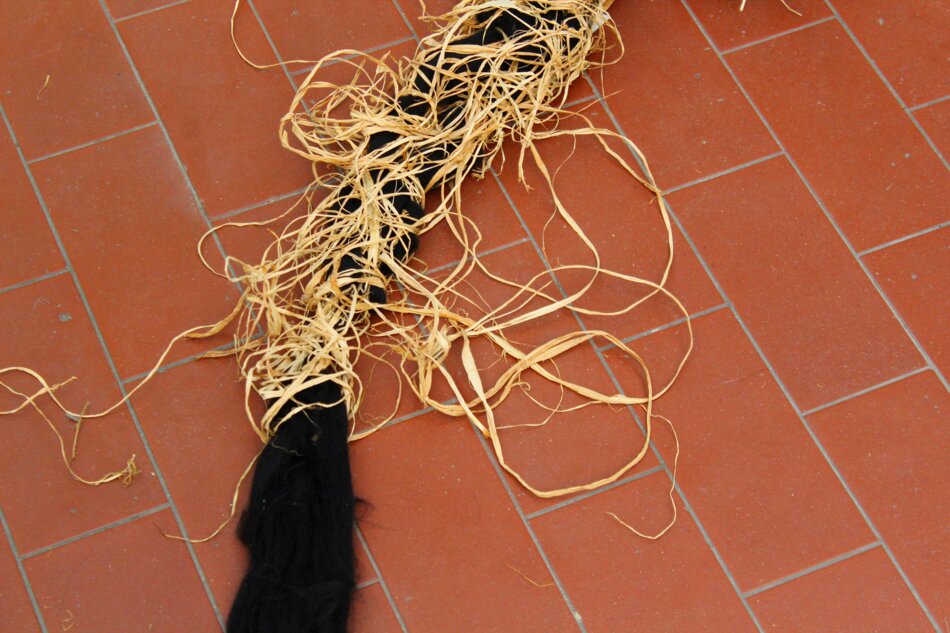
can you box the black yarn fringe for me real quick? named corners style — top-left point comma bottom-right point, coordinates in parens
top-left (227, 381), bottom-right (355, 633)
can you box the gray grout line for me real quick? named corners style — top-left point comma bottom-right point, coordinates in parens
top-left (598, 303), bottom-right (728, 352)
top-left (664, 151), bottom-right (784, 194)
top-left (377, 5), bottom-right (758, 627)
top-left (211, 185), bottom-right (312, 222)
top-left (245, 0), bottom-right (300, 93)
top-left (507, 61), bottom-right (767, 627)
top-left (673, 5), bottom-right (943, 629)
top-left (26, 121), bottom-right (158, 165)
top-left (718, 15), bottom-right (836, 55)
top-left (563, 93), bottom-right (598, 110)
top-left (742, 541), bottom-right (882, 598)
top-left (288, 37), bottom-right (418, 76)
top-left (113, 0), bottom-right (191, 23)
top-left (908, 93), bottom-right (950, 112)
top-left (526, 465), bottom-right (664, 520)
top-left (433, 166), bottom-right (590, 632)
top-left (0, 508), bottom-right (50, 633)
top-left (374, 404), bottom-right (437, 430)
top-left (857, 221), bottom-right (949, 257)
top-left (2, 94), bottom-right (227, 630)
top-left (604, 383), bottom-right (770, 633)
top-left (354, 526), bottom-right (410, 633)
top-left (822, 1), bottom-right (949, 172)
top-left (801, 366), bottom-right (931, 417)
top-left (120, 339), bottom-right (242, 385)
top-left (469, 424), bottom-right (589, 632)
top-left (419, 236), bottom-right (530, 276)
top-left (355, 578), bottom-right (381, 591)
top-left (390, 0), bottom-right (421, 41)
top-left (696, 0), bottom-right (950, 397)
top-left (489, 152), bottom-right (767, 631)
top-left (90, 4), bottom-right (277, 627)
top-left (0, 268), bottom-right (69, 297)
top-left (905, 110), bottom-right (949, 170)
top-left (20, 503), bottom-right (172, 561)
top-left (99, 0), bottom-right (245, 297)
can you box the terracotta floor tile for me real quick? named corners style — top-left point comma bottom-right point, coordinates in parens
top-left (0, 2), bottom-right (946, 630)
top-left (671, 156), bottom-right (924, 411)
top-left (24, 510), bottom-right (221, 633)
top-left (599, 0), bottom-right (776, 188)
top-left (832, 0), bottom-right (950, 108)
top-left (131, 354), bottom-right (276, 615)
top-left (865, 227), bottom-right (949, 378)
top-left (808, 371), bottom-right (949, 618)
top-left (0, 275), bottom-right (165, 554)
top-left (685, 0), bottom-right (832, 50)
top-left (533, 471), bottom-right (758, 633)
top-left (394, 0), bottom-right (457, 39)
top-left (913, 99), bottom-right (950, 159)
top-left (497, 102), bottom-right (722, 342)
top-left (415, 173), bottom-right (527, 271)
top-left (0, 0), bottom-right (153, 160)
top-left (210, 197), bottom-right (305, 270)
top-left (105, 0), bottom-right (179, 21)
top-left (350, 411), bottom-right (579, 632)
top-left (288, 38), bottom-right (420, 94)
top-left (191, 523), bottom-right (246, 616)
top-left (351, 584), bottom-right (402, 633)
top-left (406, 233), bottom-right (669, 514)
top-left (606, 310), bottom-right (873, 590)
top-left (494, 342), bottom-right (662, 516)
top-left (118, 0), bottom-right (314, 216)
top-left (749, 548), bottom-right (934, 632)
top-left (0, 123), bottom-right (62, 290)
top-left (31, 126), bottom-right (242, 380)
top-left (254, 0), bottom-right (410, 64)
top-left (129, 357), bottom-right (263, 538)
top-left (728, 20), bottom-right (949, 251)
top-left (410, 241), bottom-right (578, 405)
top-left (0, 537), bottom-right (41, 633)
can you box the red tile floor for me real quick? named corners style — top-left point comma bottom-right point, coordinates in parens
top-left (0, 0), bottom-right (947, 631)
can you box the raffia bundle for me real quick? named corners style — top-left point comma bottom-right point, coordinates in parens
top-left (217, 0), bottom-right (689, 497)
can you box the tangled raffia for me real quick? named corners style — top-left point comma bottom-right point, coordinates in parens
top-left (0, 0), bottom-right (694, 504)
top-left (211, 0), bottom-right (692, 499)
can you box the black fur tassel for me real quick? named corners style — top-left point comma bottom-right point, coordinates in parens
top-left (227, 381), bottom-right (355, 633)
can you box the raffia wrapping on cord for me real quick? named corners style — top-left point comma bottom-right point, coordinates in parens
top-left (0, 0), bottom-right (691, 507)
top-left (215, 0), bottom-right (692, 500)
